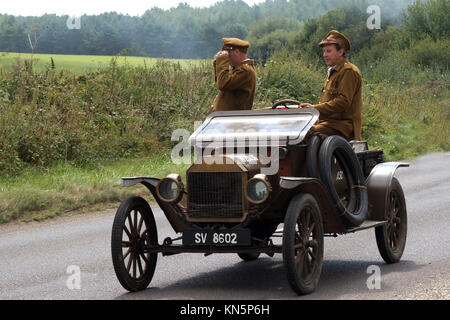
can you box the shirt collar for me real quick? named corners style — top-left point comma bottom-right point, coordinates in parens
top-left (327, 66), bottom-right (336, 78)
top-left (327, 57), bottom-right (348, 77)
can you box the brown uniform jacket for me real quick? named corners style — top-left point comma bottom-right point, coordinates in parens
top-left (208, 55), bottom-right (257, 114)
top-left (314, 58), bottom-right (362, 141)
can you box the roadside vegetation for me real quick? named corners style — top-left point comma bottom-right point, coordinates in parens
top-left (0, 156), bottom-right (190, 223)
top-left (0, 0), bottom-right (448, 223)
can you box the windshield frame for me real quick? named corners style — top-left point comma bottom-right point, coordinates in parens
top-left (189, 108), bottom-right (320, 148)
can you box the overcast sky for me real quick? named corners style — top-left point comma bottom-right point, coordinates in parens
top-left (0, 0), bottom-right (266, 16)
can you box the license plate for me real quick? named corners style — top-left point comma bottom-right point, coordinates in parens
top-left (183, 229), bottom-right (251, 246)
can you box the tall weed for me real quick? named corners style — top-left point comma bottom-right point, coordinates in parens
top-left (0, 59), bottom-right (215, 174)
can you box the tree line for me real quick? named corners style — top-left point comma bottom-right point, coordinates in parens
top-left (0, 0), bottom-right (415, 59)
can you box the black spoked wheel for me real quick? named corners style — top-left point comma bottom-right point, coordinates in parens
top-left (237, 220), bottom-right (278, 261)
top-left (111, 196), bottom-right (158, 292)
top-left (375, 178), bottom-right (407, 264)
top-left (283, 193), bottom-right (324, 295)
top-left (237, 252), bottom-right (261, 261)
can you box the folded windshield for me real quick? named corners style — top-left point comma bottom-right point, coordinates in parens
top-left (189, 109), bottom-right (319, 147)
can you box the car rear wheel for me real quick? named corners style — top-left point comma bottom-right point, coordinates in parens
top-left (111, 196), bottom-right (158, 292)
top-left (375, 178), bottom-right (407, 264)
top-left (237, 252), bottom-right (261, 261)
top-left (282, 193), bottom-right (324, 295)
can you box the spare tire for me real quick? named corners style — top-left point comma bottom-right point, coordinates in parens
top-left (318, 135), bottom-right (368, 227)
top-left (306, 133), bottom-right (327, 179)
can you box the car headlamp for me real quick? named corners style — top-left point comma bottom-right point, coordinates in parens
top-left (246, 174), bottom-right (271, 204)
top-left (156, 174), bottom-right (183, 203)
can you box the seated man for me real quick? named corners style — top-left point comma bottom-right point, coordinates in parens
top-left (208, 38), bottom-right (257, 114)
top-left (300, 30), bottom-right (362, 141)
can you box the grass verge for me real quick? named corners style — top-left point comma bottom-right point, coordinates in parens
top-left (0, 154), bottom-right (189, 223)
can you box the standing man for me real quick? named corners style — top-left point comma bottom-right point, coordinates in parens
top-left (300, 30), bottom-right (363, 141)
top-left (208, 38), bottom-right (257, 114)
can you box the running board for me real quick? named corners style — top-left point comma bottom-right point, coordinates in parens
top-left (346, 220), bottom-right (387, 233)
top-left (274, 220), bottom-right (387, 235)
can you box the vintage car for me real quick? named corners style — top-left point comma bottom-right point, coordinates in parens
top-left (111, 100), bottom-right (409, 295)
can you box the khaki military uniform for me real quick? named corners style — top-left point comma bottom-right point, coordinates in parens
top-left (313, 57), bottom-right (362, 141)
top-left (208, 55), bottom-right (257, 113)
top-left (311, 30), bottom-right (362, 141)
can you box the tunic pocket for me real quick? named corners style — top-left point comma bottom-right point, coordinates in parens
top-left (327, 88), bottom-right (338, 97)
top-left (321, 88), bottom-right (338, 102)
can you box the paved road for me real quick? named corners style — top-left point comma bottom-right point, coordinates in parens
top-left (0, 153), bottom-right (449, 300)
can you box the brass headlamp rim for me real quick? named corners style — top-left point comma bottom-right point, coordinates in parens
top-left (246, 174), bottom-right (272, 205)
top-left (156, 173), bottom-right (184, 204)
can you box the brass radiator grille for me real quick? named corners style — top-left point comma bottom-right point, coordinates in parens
top-left (187, 172), bottom-right (243, 219)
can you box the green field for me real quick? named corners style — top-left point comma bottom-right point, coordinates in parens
top-left (0, 52), bottom-right (200, 74)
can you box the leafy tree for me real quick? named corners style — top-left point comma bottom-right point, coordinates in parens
top-left (403, 0), bottom-right (450, 40)
top-left (247, 17), bottom-right (302, 62)
top-left (291, 5), bottom-right (381, 64)
top-left (0, 0), bottom-right (419, 59)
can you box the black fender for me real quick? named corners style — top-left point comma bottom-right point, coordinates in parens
top-left (279, 177), bottom-right (346, 234)
top-left (121, 177), bottom-right (190, 233)
top-left (366, 162), bottom-right (409, 221)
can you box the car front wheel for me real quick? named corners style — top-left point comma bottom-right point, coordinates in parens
top-left (375, 178), bottom-right (407, 264)
top-left (282, 193), bottom-right (324, 295)
top-left (111, 196), bottom-right (158, 292)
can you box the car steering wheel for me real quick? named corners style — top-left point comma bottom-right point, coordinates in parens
top-left (271, 99), bottom-right (302, 109)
